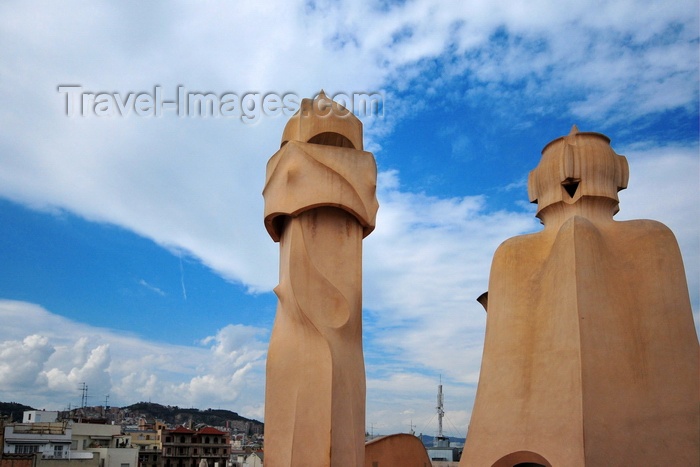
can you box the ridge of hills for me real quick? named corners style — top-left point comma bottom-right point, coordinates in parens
top-left (0, 401), bottom-right (263, 433)
top-left (124, 402), bottom-right (263, 430)
top-left (0, 402), bottom-right (33, 422)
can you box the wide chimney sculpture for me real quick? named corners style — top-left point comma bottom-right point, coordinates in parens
top-left (461, 126), bottom-right (699, 466)
top-left (262, 92), bottom-right (378, 467)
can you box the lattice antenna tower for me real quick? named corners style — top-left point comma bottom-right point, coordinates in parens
top-left (437, 376), bottom-right (444, 438)
top-left (79, 382), bottom-right (88, 408)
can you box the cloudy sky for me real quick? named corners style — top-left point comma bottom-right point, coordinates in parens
top-left (0, 0), bottom-right (697, 438)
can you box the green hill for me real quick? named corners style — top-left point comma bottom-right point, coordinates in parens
top-left (0, 402), bottom-right (35, 422)
top-left (124, 402), bottom-right (263, 431)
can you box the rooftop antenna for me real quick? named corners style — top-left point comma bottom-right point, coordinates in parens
top-left (79, 382), bottom-right (88, 408)
top-left (437, 376), bottom-right (444, 439)
top-left (434, 376), bottom-right (449, 447)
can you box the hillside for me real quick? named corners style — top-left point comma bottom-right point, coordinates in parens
top-left (124, 402), bottom-right (263, 431)
top-left (0, 401), bottom-right (263, 433)
top-left (0, 402), bottom-right (35, 422)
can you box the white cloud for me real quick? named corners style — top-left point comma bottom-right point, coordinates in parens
top-left (0, 0), bottom-right (696, 294)
top-left (616, 143), bottom-right (700, 311)
top-left (0, 300), bottom-right (268, 419)
top-left (44, 341), bottom-right (112, 402)
top-left (0, 335), bottom-right (54, 391)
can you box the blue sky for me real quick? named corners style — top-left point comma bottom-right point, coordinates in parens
top-left (0, 0), bottom-right (698, 437)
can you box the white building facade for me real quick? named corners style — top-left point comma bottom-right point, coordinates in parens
top-left (3, 422), bottom-right (72, 459)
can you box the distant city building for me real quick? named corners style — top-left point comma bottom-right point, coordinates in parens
top-left (22, 412), bottom-right (58, 424)
top-left (3, 421), bottom-right (72, 459)
top-left (426, 445), bottom-right (460, 466)
top-left (160, 426), bottom-right (230, 467)
top-left (1, 409), bottom-right (254, 467)
top-left (2, 412), bottom-right (140, 467)
top-left (124, 423), bottom-right (162, 467)
top-left (124, 418), bottom-right (164, 467)
top-left (71, 422), bottom-right (138, 467)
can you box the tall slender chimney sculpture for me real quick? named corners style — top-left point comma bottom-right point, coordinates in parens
top-left (461, 127), bottom-right (699, 466)
top-left (262, 92), bottom-right (378, 467)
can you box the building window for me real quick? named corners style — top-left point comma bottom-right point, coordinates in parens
top-left (16, 445), bottom-right (39, 454)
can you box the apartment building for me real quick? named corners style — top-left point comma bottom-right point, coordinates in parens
top-left (160, 427), bottom-right (230, 467)
top-left (3, 421), bottom-right (72, 460)
top-left (71, 422), bottom-right (138, 467)
top-left (1, 412), bottom-right (138, 467)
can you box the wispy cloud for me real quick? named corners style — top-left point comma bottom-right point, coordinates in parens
top-left (139, 279), bottom-right (165, 297)
top-left (178, 254), bottom-right (187, 300)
